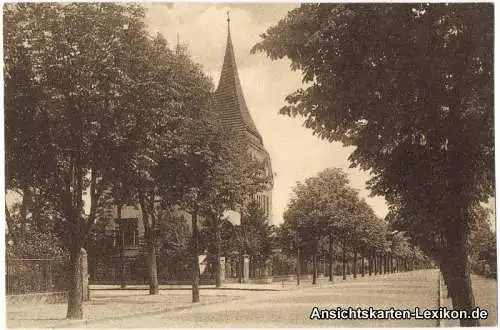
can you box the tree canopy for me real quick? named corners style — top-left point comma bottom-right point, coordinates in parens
top-left (252, 4), bottom-right (493, 324)
top-left (282, 168), bottom-right (387, 257)
top-left (4, 2), bottom-right (266, 317)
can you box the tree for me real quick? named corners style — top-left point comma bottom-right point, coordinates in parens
top-left (252, 4), bottom-right (492, 325)
top-left (237, 200), bottom-right (274, 277)
top-left (97, 32), bottom-right (217, 297)
top-left (4, 2), bottom-right (216, 317)
top-left (283, 168), bottom-right (386, 284)
top-left (5, 3), bottom-right (154, 318)
top-left (157, 207), bottom-right (192, 281)
top-left (173, 116), bottom-right (239, 302)
top-left (200, 217), bottom-right (238, 279)
top-left (195, 132), bottom-right (270, 287)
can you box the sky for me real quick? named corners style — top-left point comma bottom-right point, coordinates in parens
top-left (142, 3), bottom-right (390, 225)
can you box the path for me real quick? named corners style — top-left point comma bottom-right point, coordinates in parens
top-left (7, 269), bottom-right (496, 328)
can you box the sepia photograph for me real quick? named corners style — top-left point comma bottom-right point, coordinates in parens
top-left (3, 2), bottom-right (496, 328)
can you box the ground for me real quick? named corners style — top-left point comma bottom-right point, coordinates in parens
top-left (6, 269), bottom-right (497, 328)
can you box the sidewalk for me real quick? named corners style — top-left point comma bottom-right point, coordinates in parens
top-left (89, 275), bottom-right (343, 292)
top-left (6, 272), bottom-right (434, 329)
top-left (90, 282), bottom-right (289, 291)
top-left (6, 275), bottom-right (347, 328)
top-left (52, 270), bottom-right (443, 328)
top-left (7, 290), bottom-right (239, 328)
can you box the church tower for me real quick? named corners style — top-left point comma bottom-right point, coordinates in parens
top-left (212, 15), bottom-right (273, 223)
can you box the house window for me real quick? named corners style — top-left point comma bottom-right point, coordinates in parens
top-left (118, 218), bottom-right (138, 247)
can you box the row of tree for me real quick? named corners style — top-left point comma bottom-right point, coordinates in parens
top-left (5, 3), bottom-right (269, 319)
top-left (252, 3), bottom-right (493, 326)
top-left (278, 168), bottom-right (430, 284)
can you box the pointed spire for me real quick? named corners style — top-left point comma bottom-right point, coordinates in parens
top-left (214, 11), bottom-right (263, 145)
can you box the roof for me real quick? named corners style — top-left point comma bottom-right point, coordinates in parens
top-left (213, 19), bottom-right (263, 145)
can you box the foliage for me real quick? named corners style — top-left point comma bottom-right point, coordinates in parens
top-left (6, 196), bottom-right (68, 259)
top-left (252, 4), bottom-right (492, 320)
top-left (7, 229), bottom-right (68, 260)
top-left (237, 200), bottom-right (275, 262)
top-left (6, 258), bottom-right (69, 295)
top-left (469, 210), bottom-right (496, 278)
top-left (282, 168), bottom-right (388, 258)
top-left (157, 207), bottom-right (191, 258)
top-left (200, 218), bottom-right (239, 257)
top-left (3, 1), bottom-right (233, 315)
top-left (270, 252), bottom-right (297, 276)
top-left (6, 201), bottom-right (69, 295)
top-left (155, 208), bottom-right (193, 280)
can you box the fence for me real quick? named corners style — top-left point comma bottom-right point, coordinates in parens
top-left (6, 258), bottom-right (69, 295)
top-left (90, 255), bottom-right (194, 284)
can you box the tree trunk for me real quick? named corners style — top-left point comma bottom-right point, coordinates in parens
top-left (373, 250), bottom-right (377, 275)
top-left (369, 253), bottom-right (373, 276)
top-left (342, 239), bottom-right (346, 280)
top-left (215, 241), bottom-right (222, 288)
top-left (444, 230), bottom-right (479, 326)
top-left (328, 233), bottom-right (334, 282)
top-left (312, 253), bottom-right (318, 285)
top-left (440, 262), bottom-right (452, 298)
top-left (32, 192), bottom-right (42, 231)
top-left (66, 239), bottom-right (83, 319)
top-left (353, 246), bottom-right (357, 279)
top-left (118, 204), bottom-right (126, 289)
top-left (192, 210), bottom-right (200, 303)
top-left (138, 194), bottom-right (159, 295)
top-left (214, 216), bottom-right (222, 288)
top-left (238, 253), bottom-right (243, 284)
top-left (296, 247), bottom-right (301, 285)
top-left (147, 232), bottom-right (159, 295)
top-left (361, 255), bottom-right (365, 277)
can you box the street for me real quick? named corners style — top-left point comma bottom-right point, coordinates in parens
top-left (63, 270), bottom-right (441, 328)
top-left (8, 269), bottom-right (497, 328)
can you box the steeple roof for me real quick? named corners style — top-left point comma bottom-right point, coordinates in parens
top-left (213, 16), bottom-right (263, 145)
